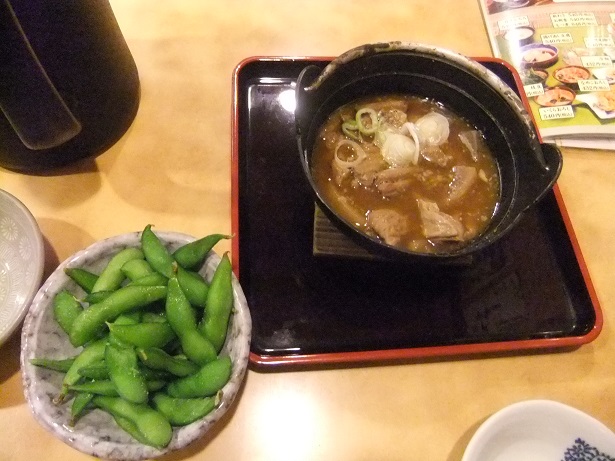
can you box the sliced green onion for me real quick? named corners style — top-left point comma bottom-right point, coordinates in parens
top-left (342, 120), bottom-right (360, 140)
top-left (355, 107), bottom-right (379, 135)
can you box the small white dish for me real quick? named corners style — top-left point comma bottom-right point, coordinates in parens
top-left (20, 230), bottom-right (251, 460)
top-left (0, 189), bottom-right (44, 346)
top-left (462, 400), bottom-right (615, 461)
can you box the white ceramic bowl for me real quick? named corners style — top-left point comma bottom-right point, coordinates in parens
top-left (0, 189), bottom-right (44, 346)
top-left (462, 400), bottom-right (615, 461)
top-left (20, 231), bottom-right (251, 460)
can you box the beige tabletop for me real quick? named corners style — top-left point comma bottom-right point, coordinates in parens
top-left (2, 1), bottom-right (615, 460)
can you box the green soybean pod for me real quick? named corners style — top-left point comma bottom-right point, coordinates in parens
top-left (91, 247), bottom-right (145, 293)
top-left (57, 338), bottom-right (108, 402)
top-left (70, 379), bottom-right (165, 396)
top-left (64, 267), bottom-right (99, 294)
top-left (78, 363), bottom-right (109, 380)
top-left (176, 265), bottom-right (209, 308)
top-left (92, 396), bottom-right (173, 449)
top-left (200, 252), bottom-right (233, 352)
top-left (70, 379), bottom-right (118, 396)
top-left (70, 391), bottom-right (94, 426)
top-left (136, 347), bottom-right (199, 377)
top-left (166, 355), bottom-right (232, 398)
top-left (112, 414), bottom-right (153, 446)
top-left (30, 356), bottom-right (76, 372)
top-left (152, 392), bottom-right (217, 426)
top-left (107, 321), bottom-right (176, 349)
top-left (53, 290), bottom-right (83, 335)
top-left (140, 311), bottom-right (167, 323)
top-left (128, 272), bottom-right (168, 287)
top-left (83, 290), bottom-right (113, 305)
top-left (165, 277), bottom-right (217, 365)
top-left (105, 343), bottom-right (149, 404)
top-left (112, 313), bottom-right (142, 325)
top-left (173, 233), bottom-right (231, 270)
top-left (141, 225), bottom-right (175, 278)
top-left (69, 285), bottom-right (167, 347)
top-left (121, 258), bottom-right (155, 281)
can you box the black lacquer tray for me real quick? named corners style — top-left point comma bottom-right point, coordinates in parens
top-left (231, 56), bottom-right (602, 368)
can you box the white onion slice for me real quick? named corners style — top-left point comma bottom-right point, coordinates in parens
top-left (379, 126), bottom-right (419, 167)
top-left (333, 139), bottom-right (367, 169)
top-left (414, 112), bottom-right (450, 146)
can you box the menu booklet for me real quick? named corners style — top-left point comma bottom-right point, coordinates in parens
top-left (479, 0), bottom-right (615, 149)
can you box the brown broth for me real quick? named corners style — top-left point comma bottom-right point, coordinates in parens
top-left (311, 95), bottom-right (500, 254)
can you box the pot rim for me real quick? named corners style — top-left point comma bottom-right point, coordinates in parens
top-left (304, 41), bottom-right (542, 159)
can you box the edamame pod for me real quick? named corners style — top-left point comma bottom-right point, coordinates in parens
top-left (128, 272), bottom-right (168, 287)
top-left (113, 414), bottom-right (153, 446)
top-left (93, 396), bottom-right (173, 449)
top-left (112, 313), bottom-right (142, 325)
top-left (200, 252), bottom-right (233, 352)
top-left (141, 225), bottom-right (175, 278)
top-left (70, 391), bottom-right (94, 426)
top-left (165, 277), bottom-right (217, 365)
top-left (105, 343), bottom-right (149, 404)
top-left (176, 265), bottom-right (209, 308)
top-left (83, 290), bottom-right (113, 305)
top-left (70, 379), bottom-right (119, 396)
top-left (70, 379), bottom-right (165, 396)
top-left (121, 258), bottom-right (155, 281)
top-left (69, 285), bottom-right (167, 347)
top-left (53, 290), bottom-right (83, 335)
top-left (141, 311), bottom-right (167, 323)
top-left (166, 355), bottom-right (232, 398)
top-left (173, 233), bottom-right (231, 270)
top-left (64, 267), bottom-right (99, 293)
top-left (91, 247), bottom-right (145, 293)
top-left (30, 356), bottom-right (76, 372)
top-left (78, 362), bottom-right (109, 380)
top-left (107, 321), bottom-right (176, 349)
top-left (58, 338), bottom-right (108, 402)
top-left (136, 347), bottom-right (199, 377)
top-left (152, 392), bottom-right (218, 426)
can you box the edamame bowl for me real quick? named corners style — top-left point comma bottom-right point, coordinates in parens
top-left (20, 230), bottom-right (251, 460)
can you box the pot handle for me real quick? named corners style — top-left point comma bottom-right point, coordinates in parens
top-left (295, 65), bottom-right (324, 146)
top-left (0, 1), bottom-right (81, 150)
top-left (515, 142), bottom-right (563, 213)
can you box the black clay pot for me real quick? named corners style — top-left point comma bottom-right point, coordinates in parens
top-left (295, 42), bottom-right (562, 263)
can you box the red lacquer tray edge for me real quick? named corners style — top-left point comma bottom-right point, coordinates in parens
top-left (230, 55), bottom-right (603, 369)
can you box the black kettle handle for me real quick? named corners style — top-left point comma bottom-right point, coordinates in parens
top-left (0, 1), bottom-right (81, 150)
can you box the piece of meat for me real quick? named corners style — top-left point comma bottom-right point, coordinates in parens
top-left (374, 166), bottom-right (417, 197)
top-left (458, 130), bottom-right (482, 162)
top-left (420, 145), bottom-right (452, 167)
top-left (417, 199), bottom-right (464, 240)
top-left (361, 99), bottom-right (408, 113)
top-left (380, 108), bottom-right (408, 129)
top-left (448, 165), bottom-right (477, 203)
top-left (366, 209), bottom-right (409, 246)
top-left (351, 151), bottom-right (388, 188)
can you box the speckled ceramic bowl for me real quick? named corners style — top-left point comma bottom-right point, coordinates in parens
top-left (0, 189), bottom-right (44, 346)
top-left (20, 231), bottom-right (251, 460)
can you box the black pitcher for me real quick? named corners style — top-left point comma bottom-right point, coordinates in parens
top-left (0, 0), bottom-right (140, 172)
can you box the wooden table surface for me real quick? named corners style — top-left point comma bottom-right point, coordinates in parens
top-left (1, 1), bottom-right (614, 460)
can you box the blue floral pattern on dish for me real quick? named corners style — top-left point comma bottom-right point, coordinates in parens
top-left (563, 438), bottom-right (615, 461)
